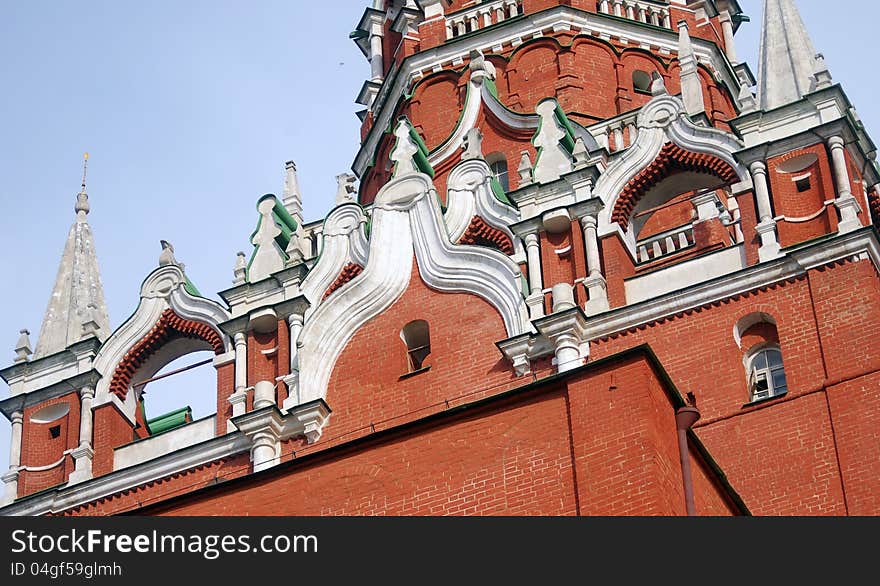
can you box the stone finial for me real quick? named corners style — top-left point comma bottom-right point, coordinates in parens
top-left (812, 53), bottom-right (833, 90)
top-left (738, 82), bottom-right (758, 114)
top-left (572, 137), bottom-right (589, 168)
top-left (335, 173), bottom-right (358, 204)
top-left (677, 21), bottom-right (706, 117)
top-left (158, 240), bottom-right (178, 266)
top-left (282, 160), bottom-right (304, 225)
top-left (233, 251), bottom-right (247, 285)
top-left (391, 118), bottom-right (420, 177)
top-left (80, 303), bottom-right (101, 339)
top-left (650, 71), bottom-right (667, 96)
top-left (518, 151), bottom-right (534, 187)
top-left (286, 234), bottom-right (305, 265)
top-left (75, 191), bottom-right (90, 219)
top-left (14, 329), bottom-right (32, 363)
top-left (249, 197), bottom-right (285, 282)
top-left (390, 117), bottom-right (434, 178)
top-left (532, 99), bottom-right (574, 184)
top-left (75, 152), bottom-right (90, 220)
top-left (462, 127), bottom-right (484, 161)
top-left (468, 49), bottom-right (496, 82)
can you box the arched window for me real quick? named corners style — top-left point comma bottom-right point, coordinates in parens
top-left (487, 153), bottom-right (510, 192)
top-left (633, 70), bottom-right (653, 94)
top-left (400, 320), bottom-right (431, 373)
top-left (734, 313), bottom-right (789, 403)
top-left (747, 346), bottom-right (788, 402)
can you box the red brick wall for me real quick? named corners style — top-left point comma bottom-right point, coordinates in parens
top-left (215, 362), bottom-right (235, 436)
top-left (696, 393), bottom-right (846, 515)
top-left (359, 29), bottom-right (739, 205)
top-left (767, 145), bottom-right (836, 247)
top-left (808, 260), bottom-right (880, 382)
top-left (323, 261), bottom-right (517, 441)
top-left (566, 356), bottom-right (687, 515)
top-left (92, 402), bottom-right (136, 478)
top-left (826, 371), bottom-right (880, 515)
top-left (114, 352), bottom-right (738, 517)
top-left (19, 393), bottom-right (80, 497)
top-left (588, 259), bottom-right (880, 514)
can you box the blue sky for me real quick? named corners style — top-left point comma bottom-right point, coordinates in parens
top-left (0, 1), bottom-right (876, 475)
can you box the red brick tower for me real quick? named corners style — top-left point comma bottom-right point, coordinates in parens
top-left (3, 0), bottom-right (879, 516)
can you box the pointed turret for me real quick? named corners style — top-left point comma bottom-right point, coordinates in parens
top-left (32, 154), bottom-right (110, 358)
top-left (282, 160), bottom-right (304, 227)
top-left (757, 0), bottom-right (830, 111)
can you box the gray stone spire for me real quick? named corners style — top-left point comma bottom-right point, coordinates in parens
top-left (757, 0), bottom-right (829, 111)
top-left (33, 154), bottom-right (110, 358)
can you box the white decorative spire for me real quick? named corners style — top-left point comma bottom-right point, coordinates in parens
top-left (33, 153), bottom-right (110, 358)
top-left (677, 21), bottom-right (706, 118)
top-left (282, 160), bottom-right (304, 226)
top-left (757, 0), bottom-right (828, 110)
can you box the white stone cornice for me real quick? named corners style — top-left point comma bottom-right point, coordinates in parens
top-left (587, 228), bottom-right (880, 342)
top-left (0, 432), bottom-right (251, 517)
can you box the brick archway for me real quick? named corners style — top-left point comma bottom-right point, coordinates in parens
top-left (612, 142), bottom-right (739, 230)
top-left (458, 215), bottom-right (514, 255)
top-left (108, 309), bottom-right (224, 400)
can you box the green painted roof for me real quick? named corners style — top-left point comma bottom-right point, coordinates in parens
top-left (146, 406), bottom-right (193, 435)
top-left (407, 118), bottom-right (435, 178)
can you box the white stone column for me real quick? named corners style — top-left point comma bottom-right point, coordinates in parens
top-left (828, 136), bottom-right (863, 233)
top-left (524, 232), bottom-right (545, 319)
top-left (282, 314), bottom-right (304, 411)
top-left (1, 412), bottom-right (23, 505)
top-left (369, 25), bottom-right (385, 83)
top-left (68, 387), bottom-right (95, 485)
top-left (750, 162), bottom-right (782, 261)
top-left (229, 332), bottom-right (248, 419)
top-left (580, 216), bottom-right (610, 315)
top-left (718, 10), bottom-right (738, 63)
top-left (251, 431), bottom-right (280, 473)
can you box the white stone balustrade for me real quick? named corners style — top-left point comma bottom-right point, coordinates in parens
top-left (446, 0), bottom-right (523, 39)
top-left (599, 0), bottom-right (672, 29)
top-left (636, 223), bottom-right (695, 263)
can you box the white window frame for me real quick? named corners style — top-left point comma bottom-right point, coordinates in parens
top-left (746, 345), bottom-right (788, 402)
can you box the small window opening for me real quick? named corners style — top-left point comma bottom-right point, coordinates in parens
top-left (490, 159), bottom-right (510, 192)
top-left (633, 70), bottom-right (653, 94)
top-left (49, 425), bottom-right (61, 439)
top-left (400, 320), bottom-right (431, 373)
top-left (748, 347), bottom-right (788, 402)
top-left (795, 176), bottom-right (811, 192)
top-left (487, 153), bottom-right (510, 192)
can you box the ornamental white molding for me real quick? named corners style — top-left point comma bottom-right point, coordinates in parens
top-left (92, 264), bottom-right (232, 424)
top-left (422, 50), bottom-right (600, 175)
top-left (296, 171), bottom-right (530, 407)
top-left (593, 92), bottom-right (747, 240)
top-left (444, 158), bottom-right (519, 244)
top-left (354, 5), bottom-right (742, 176)
top-left (300, 203), bottom-right (370, 316)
